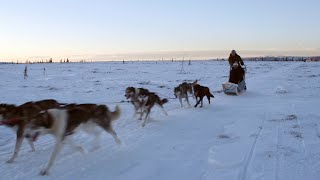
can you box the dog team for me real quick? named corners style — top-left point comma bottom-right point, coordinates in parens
top-left (0, 80), bottom-right (214, 175)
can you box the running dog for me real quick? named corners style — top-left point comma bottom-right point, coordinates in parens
top-left (0, 99), bottom-right (61, 163)
top-left (60, 103), bottom-right (117, 149)
top-left (124, 87), bottom-right (149, 117)
top-left (174, 82), bottom-right (193, 107)
top-left (191, 80), bottom-right (214, 108)
top-left (138, 92), bottom-right (168, 127)
top-left (24, 104), bottom-right (121, 175)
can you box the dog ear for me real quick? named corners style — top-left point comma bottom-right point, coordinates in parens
top-left (192, 80), bottom-right (198, 85)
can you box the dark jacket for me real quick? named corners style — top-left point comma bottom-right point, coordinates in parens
top-left (228, 54), bottom-right (244, 67)
top-left (229, 66), bottom-right (245, 84)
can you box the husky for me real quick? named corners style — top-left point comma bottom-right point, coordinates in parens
top-left (191, 80), bottom-right (214, 108)
top-left (24, 104), bottom-right (121, 176)
top-left (60, 103), bottom-right (117, 149)
top-left (124, 87), bottom-right (149, 118)
top-left (138, 92), bottom-right (168, 127)
top-left (174, 82), bottom-right (193, 107)
top-left (0, 99), bottom-right (61, 163)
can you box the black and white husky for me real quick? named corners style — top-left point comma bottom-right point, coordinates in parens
top-left (24, 104), bottom-right (121, 175)
top-left (138, 92), bottom-right (168, 127)
top-left (124, 87), bottom-right (149, 118)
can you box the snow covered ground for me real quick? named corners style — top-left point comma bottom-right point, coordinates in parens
top-left (0, 60), bottom-right (320, 180)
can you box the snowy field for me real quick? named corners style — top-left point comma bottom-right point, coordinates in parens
top-left (0, 60), bottom-right (320, 180)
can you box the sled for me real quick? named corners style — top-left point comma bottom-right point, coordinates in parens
top-left (222, 80), bottom-right (246, 95)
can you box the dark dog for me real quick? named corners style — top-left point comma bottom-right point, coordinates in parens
top-left (24, 104), bottom-right (121, 175)
top-left (0, 99), bottom-right (61, 163)
top-left (138, 92), bottom-right (168, 127)
top-left (191, 80), bottom-right (214, 108)
top-left (174, 82), bottom-right (193, 107)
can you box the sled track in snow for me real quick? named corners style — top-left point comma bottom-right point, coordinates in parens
top-left (275, 127), bottom-right (280, 180)
top-left (291, 104), bottom-right (306, 154)
top-left (308, 114), bottom-right (320, 140)
top-left (237, 114), bottom-right (266, 180)
top-left (296, 116), bottom-right (306, 154)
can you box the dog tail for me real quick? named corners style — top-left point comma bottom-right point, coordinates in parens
top-left (109, 105), bottom-right (121, 121)
top-left (210, 92), bottom-right (214, 98)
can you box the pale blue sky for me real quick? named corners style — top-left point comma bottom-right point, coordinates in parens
top-left (0, 0), bottom-right (319, 61)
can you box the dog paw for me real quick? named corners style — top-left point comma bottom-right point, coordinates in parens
top-left (75, 146), bottom-right (85, 154)
top-left (39, 169), bottom-right (49, 176)
top-left (142, 123), bottom-right (146, 127)
top-left (6, 159), bottom-right (14, 163)
top-left (115, 138), bottom-right (122, 144)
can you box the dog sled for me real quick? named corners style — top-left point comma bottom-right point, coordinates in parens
top-left (222, 79), bottom-right (246, 95)
top-left (222, 64), bottom-right (247, 96)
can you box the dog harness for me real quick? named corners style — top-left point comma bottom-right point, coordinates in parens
top-left (0, 118), bottom-right (20, 126)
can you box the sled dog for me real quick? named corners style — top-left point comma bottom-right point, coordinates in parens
top-left (191, 80), bottom-right (214, 108)
top-left (174, 82), bottom-right (193, 107)
top-left (24, 104), bottom-right (121, 175)
top-left (138, 92), bottom-right (168, 127)
top-left (0, 99), bottom-right (61, 163)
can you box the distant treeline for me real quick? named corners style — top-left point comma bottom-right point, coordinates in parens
top-left (244, 56), bottom-right (320, 62)
top-left (0, 58), bottom-right (73, 64)
top-left (215, 56), bottom-right (320, 62)
top-left (1, 56), bottom-right (319, 64)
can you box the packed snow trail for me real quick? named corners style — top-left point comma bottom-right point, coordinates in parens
top-left (0, 61), bottom-right (320, 180)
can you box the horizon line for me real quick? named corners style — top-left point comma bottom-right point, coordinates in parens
top-left (1, 49), bottom-right (319, 62)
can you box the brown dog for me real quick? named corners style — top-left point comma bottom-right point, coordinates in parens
top-left (191, 80), bottom-right (214, 108)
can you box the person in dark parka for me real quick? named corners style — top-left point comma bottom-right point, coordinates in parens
top-left (228, 50), bottom-right (244, 67)
top-left (228, 50), bottom-right (245, 84)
